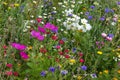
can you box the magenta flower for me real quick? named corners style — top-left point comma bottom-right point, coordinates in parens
top-left (38, 26), bottom-right (46, 33)
top-left (11, 43), bottom-right (26, 51)
top-left (31, 30), bottom-right (44, 41)
top-left (37, 35), bottom-right (44, 41)
top-left (31, 30), bottom-right (41, 38)
top-left (44, 22), bottom-right (58, 32)
top-left (20, 52), bottom-right (29, 59)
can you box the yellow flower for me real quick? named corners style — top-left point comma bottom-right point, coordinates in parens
top-left (69, 59), bottom-right (76, 64)
top-left (27, 46), bottom-right (33, 50)
top-left (3, 2), bottom-right (8, 5)
top-left (117, 69), bottom-right (120, 74)
top-left (97, 51), bottom-right (103, 55)
top-left (99, 72), bottom-right (102, 74)
top-left (82, 7), bottom-right (87, 11)
top-left (33, 1), bottom-right (37, 4)
top-left (77, 76), bottom-right (82, 80)
top-left (112, 77), bottom-right (118, 80)
top-left (14, 3), bottom-right (19, 7)
top-left (17, 63), bottom-right (21, 67)
top-left (58, 64), bottom-right (62, 68)
top-left (103, 70), bottom-right (109, 74)
top-left (118, 20), bottom-right (120, 23)
top-left (8, 7), bottom-right (11, 10)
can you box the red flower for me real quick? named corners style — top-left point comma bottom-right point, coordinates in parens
top-left (79, 59), bottom-right (84, 63)
top-left (58, 51), bottom-right (64, 55)
top-left (64, 49), bottom-right (69, 53)
top-left (6, 63), bottom-right (12, 68)
top-left (79, 52), bottom-right (83, 57)
top-left (51, 35), bottom-right (58, 40)
top-left (64, 54), bottom-right (70, 59)
top-left (37, 18), bottom-right (42, 23)
top-left (3, 45), bottom-right (7, 49)
top-left (13, 72), bottom-right (19, 76)
top-left (59, 40), bottom-right (64, 44)
top-left (40, 48), bottom-right (47, 54)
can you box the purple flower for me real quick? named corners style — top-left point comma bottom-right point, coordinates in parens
top-left (81, 65), bottom-right (87, 71)
top-left (88, 16), bottom-right (93, 20)
top-left (117, 1), bottom-right (120, 5)
top-left (40, 71), bottom-right (46, 76)
top-left (100, 16), bottom-right (105, 21)
top-left (11, 43), bottom-right (27, 51)
top-left (49, 67), bottom-right (55, 72)
top-left (105, 8), bottom-right (110, 13)
top-left (90, 73), bottom-right (97, 78)
top-left (68, 14), bottom-right (73, 17)
top-left (20, 52), bottom-right (29, 59)
top-left (90, 5), bottom-right (95, 9)
top-left (85, 12), bottom-right (89, 16)
top-left (61, 70), bottom-right (68, 75)
top-left (107, 34), bottom-right (114, 38)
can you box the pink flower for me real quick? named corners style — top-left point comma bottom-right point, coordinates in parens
top-left (38, 26), bottom-right (46, 33)
top-left (101, 33), bottom-right (107, 38)
top-left (6, 63), bottom-right (12, 68)
top-left (11, 43), bottom-right (26, 51)
top-left (106, 37), bottom-right (112, 41)
top-left (56, 45), bottom-right (61, 49)
top-left (5, 71), bottom-right (13, 76)
top-left (20, 52), bottom-right (29, 59)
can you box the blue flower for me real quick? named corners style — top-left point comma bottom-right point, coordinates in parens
top-left (90, 5), bottom-right (95, 9)
top-left (88, 16), bottom-right (93, 20)
top-left (61, 70), bottom-right (68, 75)
top-left (81, 65), bottom-right (87, 71)
top-left (90, 73), bottom-right (97, 78)
top-left (72, 48), bottom-right (77, 53)
top-left (68, 14), bottom-right (73, 17)
top-left (49, 67), bottom-right (55, 72)
top-left (107, 34), bottom-right (114, 38)
top-left (85, 12), bottom-right (89, 16)
top-left (105, 8), bottom-right (110, 13)
top-left (40, 71), bottom-right (46, 76)
top-left (100, 16), bottom-right (105, 21)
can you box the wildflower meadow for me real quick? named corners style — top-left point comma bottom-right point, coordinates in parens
top-left (0, 0), bottom-right (120, 80)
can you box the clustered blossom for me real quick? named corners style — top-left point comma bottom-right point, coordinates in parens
top-left (63, 9), bottom-right (92, 32)
top-left (11, 43), bottom-right (28, 60)
top-left (101, 33), bottom-right (114, 41)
